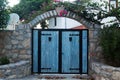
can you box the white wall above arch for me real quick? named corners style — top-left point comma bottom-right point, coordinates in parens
top-left (48, 17), bottom-right (82, 29)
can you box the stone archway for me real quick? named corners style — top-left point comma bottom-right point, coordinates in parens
top-left (15, 9), bottom-right (101, 58)
top-left (26, 10), bottom-right (100, 29)
top-left (0, 9), bottom-right (101, 69)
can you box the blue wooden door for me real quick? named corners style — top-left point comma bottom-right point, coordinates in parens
top-left (40, 31), bottom-right (59, 72)
top-left (33, 30), bottom-right (38, 72)
top-left (32, 30), bottom-right (88, 74)
top-left (62, 31), bottom-right (80, 73)
top-left (82, 30), bottom-right (88, 73)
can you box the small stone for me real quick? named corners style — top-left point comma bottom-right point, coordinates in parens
top-left (96, 46), bottom-right (102, 52)
top-left (101, 77), bottom-right (106, 80)
top-left (12, 45), bottom-right (17, 49)
top-left (22, 39), bottom-right (30, 48)
top-left (19, 55), bottom-right (31, 59)
top-left (13, 31), bottom-right (19, 36)
top-left (24, 33), bottom-right (31, 38)
top-left (94, 66), bottom-right (100, 74)
top-left (0, 73), bottom-right (3, 77)
top-left (11, 40), bottom-right (19, 45)
top-left (6, 70), bottom-right (11, 73)
top-left (26, 30), bottom-right (31, 33)
top-left (20, 50), bottom-right (27, 54)
top-left (0, 45), bottom-right (4, 48)
top-left (16, 36), bottom-right (24, 41)
top-left (19, 31), bottom-right (24, 35)
top-left (12, 54), bottom-right (18, 59)
top-left (5, 45), bottom-right (12, 49)
top-left (11, 50), bottom-right (19, 53)
top-left (17, 44), bottom-right (23, 49)
top-left (112, 71), bottom-right (120, 80)
top-left (7, 75), bottom-right (16, 79)
top-left (27, 50), bottom-right (31, 55)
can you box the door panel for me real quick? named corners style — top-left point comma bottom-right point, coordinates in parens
top-left (33, 30), bottom-right (38, 72)
top-left (41, 31), bottom-right (59, 72)
top-left (62, 31), bottom-right (80, 73)
top-left (82, 30), bottom-right (88, 73)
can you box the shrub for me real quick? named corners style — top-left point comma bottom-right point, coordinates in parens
top-left (0, 56), bottom-right (10, 65)
top-left (99, 24), bottom-right (120, 67)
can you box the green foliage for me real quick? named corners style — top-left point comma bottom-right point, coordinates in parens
top-left (11, 0), bottom-right (91, 23)
top-left (11, 0), bottom-right (52, 21)
top-left (82, 0), bottom-right (120, 24)
top-left (0, 0), bottom-right (9, 29)
top-left (41, 21), bottom-right (48, 29)
top-left (99, 24), bottom-right (120, 67)
top-left (0, 56), bottom-right (10, 65)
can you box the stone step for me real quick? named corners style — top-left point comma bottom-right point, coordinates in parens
top-left (8, 74), bottom-right (94, 80)
top-left (34, 74), bottom-right (92, 80)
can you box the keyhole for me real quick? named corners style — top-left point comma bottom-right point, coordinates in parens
top-left (69, 37), bottom-right (72, 42)
top-left (48, 37), bottom-right (52, 42)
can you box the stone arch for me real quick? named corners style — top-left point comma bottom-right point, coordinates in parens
top-left (15, 9), bottom-right (101, 59)
top-left (26, 10), bottom-right (101, 29)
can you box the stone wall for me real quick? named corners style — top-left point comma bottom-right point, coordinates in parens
top-left (0, 26), bottom-right (100, 62)
top-left (90, 61), bottom-right (120, 80)
top-left (0, 24), bottom-right (31, 62)
top-left (0, 60), bottom-right (31, 79)
top-left (0, 9), bottom-right (101, 62)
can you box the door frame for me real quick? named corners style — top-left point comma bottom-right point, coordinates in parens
top-left (32, 29), bottom-right (89, 74)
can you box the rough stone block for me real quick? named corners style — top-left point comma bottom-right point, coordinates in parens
top-left (13, 31), bottom-right (19, 36)
top-left (0, 72), bottom-right (3, 77)
top-left (94, 66), bottom-right (100, 73)
top-left (43, 13), bottom-right (47, 18)
top-left (67, 11), bottom-right (70, 17)
top-left (17, 44), bottom-right (23, 49)
top-left (49, 11), bottom-right (53, 16)
top-left (53, 10), bottom-right (57, 16)
top-left (37, 16), bottom-right (42, 21)
top-left (19, 55), bottom-right (31, 59)
top-left (11, 40), bottom-right (19, 45)
top-left (46, 12), bottom-right (50, 17)
top-left (5, 45), bottom-right (12, 49)
top-left (20, 50), bottom-right (27, 54)
top-left (24, 33), bottom-right (31, 38)
top-left (7, 75), bottom-right (16, 79)
top-left (112, 71), bottom-right (120, 80)
top-left (40, 14), bottom-right (44, 19)
top-left (73, 14), bottom-right (76, 18)
top-left (22, 39), bottom-right (30, 48)
top-left (16, 36), bottom-right (24, 41)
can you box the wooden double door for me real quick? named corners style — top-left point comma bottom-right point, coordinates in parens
top-left (32, 29), bottom-right (88, 74)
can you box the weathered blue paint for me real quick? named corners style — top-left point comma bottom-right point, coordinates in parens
top-left (32, 30), bottom-right (88, 74)
top-left (82, 30), bottom-right (88, 73)
top-left (33, 30), bottom-right (38, 72)
top-left (62, 31), bottom-right (80, 73)
top-left (41, 31), bottom-right (59, 72)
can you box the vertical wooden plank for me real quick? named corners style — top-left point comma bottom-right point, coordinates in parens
top-left (41, 31), bottom-right (59, 72)
top-left (82, 30), bottom-right (88, 73)
top-left (62, 31), bottom-right (80, 73)
top-left (33, 30), bottom-right (38, 72)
